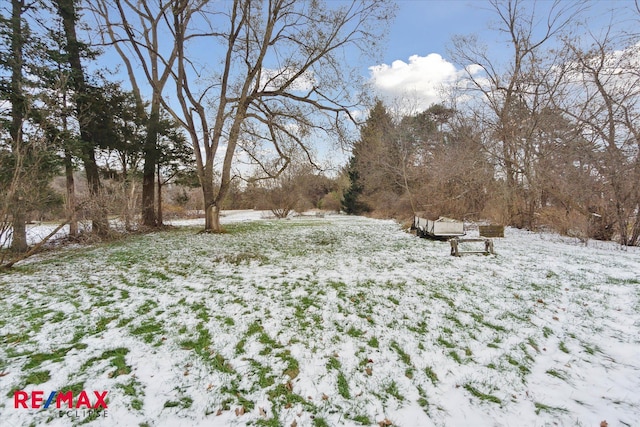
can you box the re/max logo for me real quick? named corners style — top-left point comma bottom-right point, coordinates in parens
top-left (14, 390), bottom-right (108, 409)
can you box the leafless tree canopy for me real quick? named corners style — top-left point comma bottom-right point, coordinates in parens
top-left (341, 0), bottom-right (640, 245)
top-left (3, 0), bottom-right (640, 254)
top-left (88, 0), bottom-right (394, 231)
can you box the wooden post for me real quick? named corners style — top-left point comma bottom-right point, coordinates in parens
top-left (450, 238), bottom-right (459, 257)
top-left (485, 239), bottom-right (495, 255)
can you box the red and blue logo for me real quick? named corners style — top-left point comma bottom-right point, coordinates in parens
top-left (14, 390), bottom-right (108, 409)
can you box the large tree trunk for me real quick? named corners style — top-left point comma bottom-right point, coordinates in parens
top-left (142, 101), bottom-right (160, 227)
top-left (156, 165), bottom-right (163, 226)
top-left (10, 199), bottom-right (27, 252)
top-left (210, 204), bottom-right (221, 232)
top-left (64, 150), bottom-right (78, 237)
top-left (9, 0), bottom-right (27, 252)
top-left (55, 0), bottom-right (108, 236)
top-left (202, 178), bottom-right (218, 232)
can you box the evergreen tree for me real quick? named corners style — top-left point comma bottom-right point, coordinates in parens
top-left (342, 100), bottom-right (397, 214)
top-left (1, 0), bottom-right (29, 251)
top-left (53, 0), bottom-right (108, 236)
top-left (156, 116), bottom-right (193, 225)
top-left (341, 157), bottom-right (368, 214)
top-left (1, 0), bottom-right (62, 252)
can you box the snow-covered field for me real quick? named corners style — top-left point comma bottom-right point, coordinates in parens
top-left (1, 213), bottom-right (639, 427)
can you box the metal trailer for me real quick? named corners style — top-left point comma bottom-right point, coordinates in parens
top-left (412, 215), bottom-right (465, 239)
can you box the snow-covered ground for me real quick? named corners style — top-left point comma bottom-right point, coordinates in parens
top-left (1, 213), bottom-right (638, 427)
top-left (1, 210), bottom-right (268, 248)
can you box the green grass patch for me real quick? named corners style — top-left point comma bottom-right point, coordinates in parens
top-left (431, 291), bottom-right (455, 308)
top-left (546, 369), bottom-right (568, 381)
top-left (390, 341), bottom-right (411, 365)
top-left (277, 350), bottom-right (300, 379)
top-left (367, 336), bottom-right (379, 348)
top-left (82, 347), bottom-right (131, 377)
top-left (95, 316), bottom-right (119, 334)
top-left (192, 302), bottom-right (210, 322)
top-left (59, 381), bottom-right (85, 396)
top-left (437, 336), bottom-right (456, 349)
top-left (313, 417), bottom-right (330, 427)
top-left (50, 311), bottom-right (66, 323)
top-left (136, 299), bottom-right (159, 315)
top-left (130, 320), bottom-right (164, 344)
top-left (164, 396), bottom-right (193, 409)
top-left (247, 321), bottom-right (263, 336)
top-left (24, 346), bottom-right (77, 370)
top-left (559, 341), bottom-right (570, 354)
top-left (385, 380), bottom-right (403, 401)
top-left (424, 366), bottom-right (438, 385)
top-left (327, 356), bottom-right (341, 371)
top-left (582, 343), bottom-right (599, 355)
top-left (117, 378), bottom-right (145, 411)
top-left (463, 383), bottom-right (501, 404)
top-left (471, 312), bottom-right (507, 332)
top-left (534, 401), bottom-right (568, 415)
top-left (267, 383), bottom-right (312, 409)
top-left (181, 328), bottom-right (234, 374)
top-left (1, 332), bottom-right (30, 346)
top-left (248, 360), bottom-right (275, 388)
top-left (217, 252), bottom-right (268, 265)
top-left (352, 414), bottom-right (372, 425)
top-left (337, 371), bottom-right (350, 399)
top-left (346, 326), bottom-right (365, 338)
top-left (235, 338), bottom-right (247, 355)
top-left (23, 370), bottom-right (51, 385)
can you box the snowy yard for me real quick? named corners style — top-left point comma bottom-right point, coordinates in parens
top-left (1, 213), bottom-right (639, 426)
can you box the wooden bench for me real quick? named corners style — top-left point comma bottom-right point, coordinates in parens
top-left (449, 237), bottom-right (494, 257)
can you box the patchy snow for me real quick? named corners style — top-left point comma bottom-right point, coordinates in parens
top-left (165, 209), bottom-right (270, 227)
top-left (1, 210), bottom-right (268, 248)
top-left (1, 214), bottom-right (639, 427)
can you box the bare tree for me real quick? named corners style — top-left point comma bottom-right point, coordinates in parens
top-left (449, 0), bottom-right (583, 228)
top-left (90, 0), bottom-right (180, 227)
top-left (558, 28), bottom-right (640, 245)
top-left (94, 0), bottom-right (393, 232)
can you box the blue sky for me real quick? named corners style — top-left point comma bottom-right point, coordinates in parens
top-left (87, 0), bottom-right (636, 169)
top-left (384, 0), bottom-right (491, 63)
top-left (367, 0), bottom-right (635, 111)
top-left (367, 0), bottom-right (514, 110)
top-left (92, 0), bottom-right (634, 115)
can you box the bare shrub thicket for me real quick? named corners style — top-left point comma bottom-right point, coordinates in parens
top-left (250, 156), bottom-right (338, 218)
top-left (0, 137), bottom-right (64, 266)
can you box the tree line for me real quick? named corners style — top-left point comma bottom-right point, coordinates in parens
top-left (344, 1), bottom-right (640, 246)
top-left (2, 0), bottom-right (639, 263)
top-left (1, 0), bottom-right (392, 263)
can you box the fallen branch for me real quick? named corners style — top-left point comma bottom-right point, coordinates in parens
top-left (1, 219), bottom-right (69, 269)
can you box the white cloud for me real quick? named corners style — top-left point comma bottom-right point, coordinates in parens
top-left (368, 53), bottom-right (462, 111)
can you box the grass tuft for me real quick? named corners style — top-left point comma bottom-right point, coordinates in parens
top-left (463, 383), bottom-right (501, 405)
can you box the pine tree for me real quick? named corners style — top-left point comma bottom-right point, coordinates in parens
top-left (341, 157), bottom-right (368, 214)
top-left (53, 0), bottom-right (108, 236)
top-left (1, 0), bottom-right (62, 252)
top-left (342, 100), bottom-right (397, 214)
